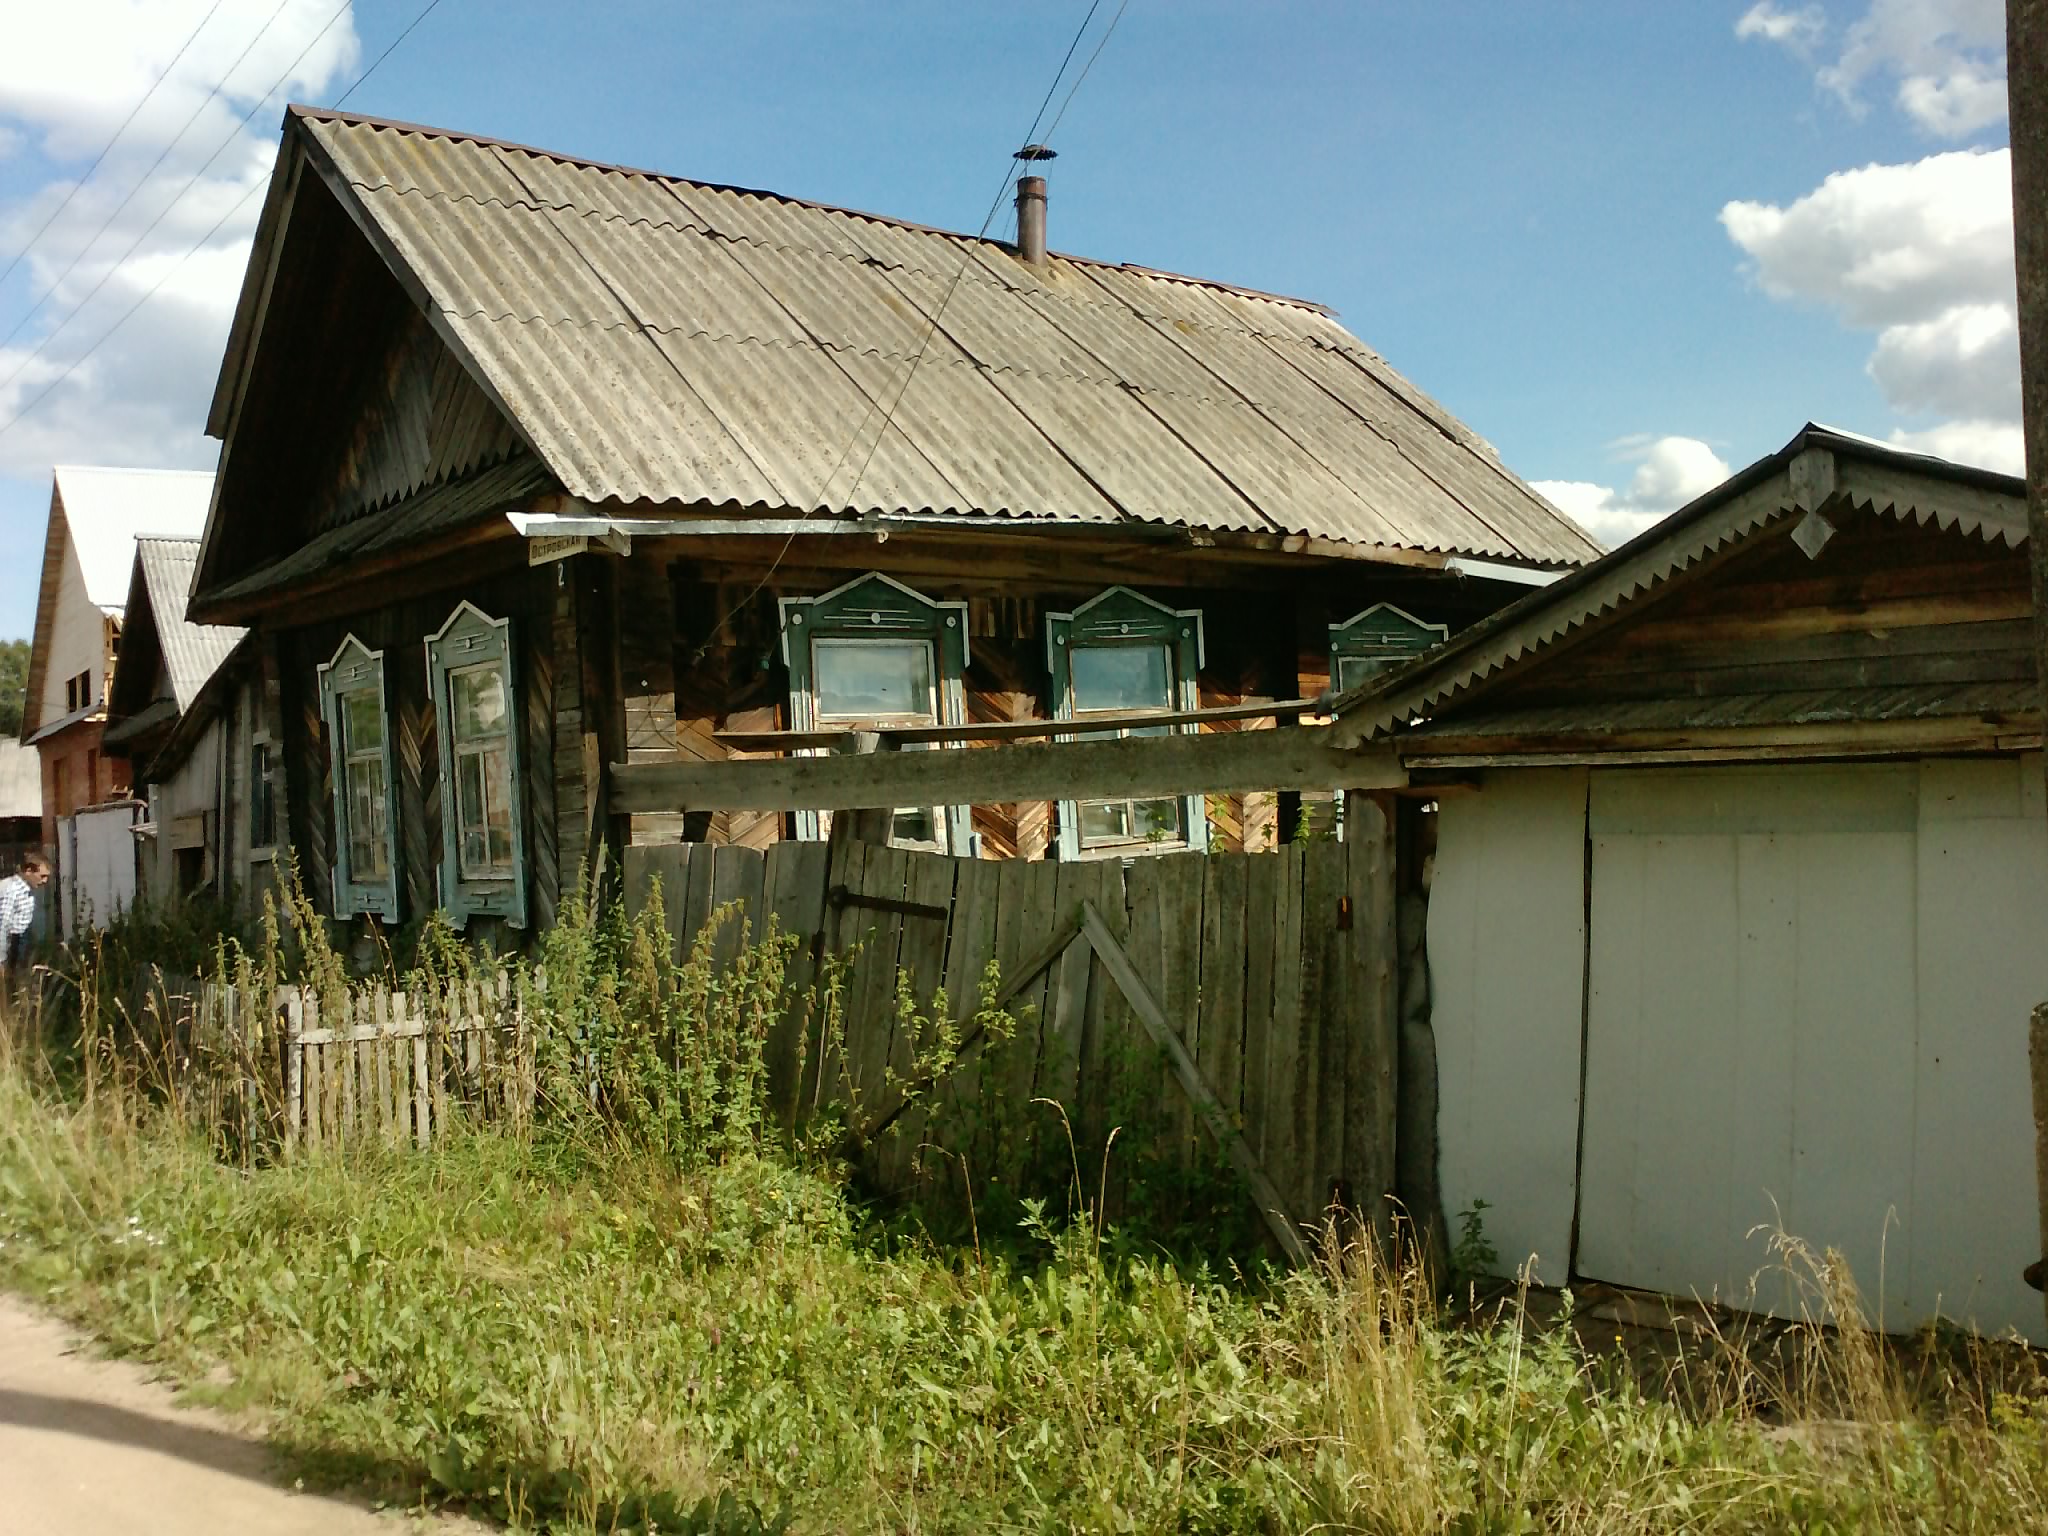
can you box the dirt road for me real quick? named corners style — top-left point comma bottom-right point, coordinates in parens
top-left (0, 1292), bottom-right (473, 1534)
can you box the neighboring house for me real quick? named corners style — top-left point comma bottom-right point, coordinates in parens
top-left (102, 538), bottom-right (263, 910)
top-left (0, 741), bottom-right (42, 878)
top-left (1332, 424), bottom-right (2045, 1343)
top-left (21, 465), bottom-right (214, 934)
top-left (185, 106), bottom-right (1597, 941)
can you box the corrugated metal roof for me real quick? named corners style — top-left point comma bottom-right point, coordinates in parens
top-left (287, 109), bottom-right (1600, 568)
top-left (1331, 424), bottom-right (2031, 746)
top-left (52, 466), bottom-right (214, 613)
top-left (132, 538), bottom-right (245, 712)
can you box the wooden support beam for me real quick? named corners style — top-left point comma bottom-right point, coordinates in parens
top-left (612, 726), bottom-right (1401, 814)
top-left (714, 696), bottom-right (1321, 752)
top-left (1080, 900), bottom-right (1312, 1267)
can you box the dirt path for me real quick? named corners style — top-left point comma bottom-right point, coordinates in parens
top-left (0, 1292), bottom-right (479, 1534)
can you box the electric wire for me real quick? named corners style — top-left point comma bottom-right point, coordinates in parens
top-left (0, 0), bottom-right (232, 295)
top-left (0, 0), bottom-right (300, 358)
top-left (0, 0), bottom-right (449, 444)
top-left (698, 0), bottom-right (1125, 653)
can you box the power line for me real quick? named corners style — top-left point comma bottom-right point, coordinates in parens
top-left (0, 0), bottom-right (449, 445)
top-left (0, 0), bottom-right (232, 295)
top-left (0, 0), bottom-right (301, 357)
top-left (0, 0), bottom-right (355, 400)
top-left (704, 0), bottom-right (1124, 642)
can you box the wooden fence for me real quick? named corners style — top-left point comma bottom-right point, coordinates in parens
top-left (624, 805), bottom-right (1399, 1248)
top-left (160, 976), bottom-right (532, 1153)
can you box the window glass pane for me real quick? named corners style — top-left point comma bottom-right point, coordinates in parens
top-left (250, 742), bottom-right (276, 847)
top-left (1071, 643), bottom-right (1173, 712)
top-left (342, 687), bottom-right (383, 754)
top-left (347, 758), bottom-right (388, 878)
top-left (813, 639), bottom-right (934, 722)
top-left (458, 753), bottom-right (487, 872)
top-left (456, 745), bottom-right (516, 879)
top-left (890, 806), bottom-right (938, 847)
top-left (1335, 655), bottom-right (1384, 694)
top-left (1079, 800), bottom-right (1131, 845)
top-left (1131, 796), bottom-right (1185, 841)
top-left (451, 663), bottom-right (509, 744)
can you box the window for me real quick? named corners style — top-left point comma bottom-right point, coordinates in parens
top-left (316, 635), bottom-right (400, 922)
top-left (65, 670), bottom-right (91, 712)
top-left (426, 603), bottom-right (528, 928)
top-left (1328, 603), bottom-right (1448, 695)
top-left (1047, 587), bottom-right (1207, 859)
top-left (249, 739), bottom-right (278, 851)
top-left (780, 574), bottom-right (972, 854)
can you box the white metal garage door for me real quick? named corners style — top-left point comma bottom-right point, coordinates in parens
top-left (1576, 762), bottom-right (2047, 1340)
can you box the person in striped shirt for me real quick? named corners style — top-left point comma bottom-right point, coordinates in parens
top-left (1, 852), bottom-right (48, 984)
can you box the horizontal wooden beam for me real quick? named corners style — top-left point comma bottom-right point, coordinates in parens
top-left (713, 697), bottom-right (1320, 752)
top-left (613, 725), bottom-right (1401, 813)
top-left (1400, 717), bottom-right (2042, 769)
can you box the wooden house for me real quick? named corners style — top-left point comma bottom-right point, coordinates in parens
top-left (186, 107), bottom-right (1598, 942)
top-left (21, 465), bottom-right (212, 933)
top-left (1332, 424), bottom-right (2045, 1342)
top-left (102, 538), bottom-right (272, 910)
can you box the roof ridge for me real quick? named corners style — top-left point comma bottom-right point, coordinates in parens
top-left (290, 104), bottom-right (1336, 314)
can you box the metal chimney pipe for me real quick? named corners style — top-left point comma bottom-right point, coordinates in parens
top-left (1015, 174), bottom-right (1047, 265)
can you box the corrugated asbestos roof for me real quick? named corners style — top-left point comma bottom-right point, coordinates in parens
top-left (132, 538), bottom-right (246, 712)
top-left (281, 108), bottom-right (1599, 568)
top-left (1330, 424), bottom-right (2031, 745)
top-left (52, 466), bottom-right (214, 613)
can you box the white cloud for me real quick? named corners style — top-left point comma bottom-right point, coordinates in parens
top-left (1816, 0), bottom-right (2007, 138)
top-left (1721, 147), bottom-right (2019, 442)
top-left (1533, 436), bottom-right (1733, 551)
top-left (1885, 417), bottom-right (2024, 472)
top-left (0, 1), bottom-right (360, 477)
top-left (1736, 4), bottom-right (1827, 52)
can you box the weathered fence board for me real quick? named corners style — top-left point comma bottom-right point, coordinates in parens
top-left (622, 827), bottom-right (1401, 1244)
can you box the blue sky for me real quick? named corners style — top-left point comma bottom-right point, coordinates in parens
top-left (0, 1), bottom-right (2017, 640)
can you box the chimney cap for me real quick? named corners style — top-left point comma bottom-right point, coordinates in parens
top-left (1012, 143), bottom-right (1058, 163)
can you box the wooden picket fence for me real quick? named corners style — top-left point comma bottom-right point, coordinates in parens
top-left (624, 810), bottom-right (1399, 1251)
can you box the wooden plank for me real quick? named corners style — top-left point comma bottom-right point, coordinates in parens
top-left (1302, 842), bottom-right (1347, 1234)
top-left (1080, 901), bottom-right (1310, 1268)
top-left (1345, 793), bottom-right (1400, 1240)
top-left (850, 844), bottom-right (913, 1132)
top-left (303, 994), bottom-right (324, 1150)
top-left (412, 1006), bottom-right (432, 1149)
top-left (1267, 845), bottom-right (1306, 1231)
top-left (710, 843), bottom-right (766, 969)
top-left (681, 842), bottom-right (716, 959)
top-left (285, 989), bottom-right (304, 1155)
top-left (1040, 861), bottom-right (1097, 1126)
top-left (997, 859), bottom-right (1061, 1183)
top-left (428, 994), bottom-right (448, 1138)
top-left (1240, 853), bottom-right (1279, 1166)
top-left (391, 993), bottom-right (413, 1145)
top-left (631, 844), bottom-right (689, 960)
top-left (340, 994), bottom-right (359, 1138)
top-left (612, 729), bottom-right (1402, 813)
top-left (765, 839), bottom-right (829, 1126)
top-left (1199, 853), bottom-right (1249, 1139)
top-left (935, 852), bottom-right (1001, 1183)
top-left (1077, 859), bottom-right (1132, 1214)
top-left (878, 851), bottom-right (959, 1190)
top-left (1155, 854), bottom-right (1207, 1179)
top-left (372, 989), bottom-right (393, 1141)
top-left (712, 696), bottom-right (1322, 751)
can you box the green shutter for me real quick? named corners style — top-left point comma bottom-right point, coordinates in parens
top-left (426, 603), bottom-right (529, 929)
top-left (1328, 603), bottom-right (1448, 695)
top-left (315, 634), bottom-right (401, 923)
top-left (1045, 586), bottom-right (1207, 860)
top-left (778, 573), bottom-right (972, 853)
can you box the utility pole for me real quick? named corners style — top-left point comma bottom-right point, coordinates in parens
top-left (2009, 0), bottom-right (2048, 1325)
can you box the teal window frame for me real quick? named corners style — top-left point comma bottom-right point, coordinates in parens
top-left (426, 602), bottom-right (528, 929)
top-left (1046, 586), bottom-right (1207, 860)
top-left (780, 573), bottom-right (974, 854)
top-left (1329, 602), bottom-right (1448, 695)
top-left (316, 634), bottom-right (401, 923)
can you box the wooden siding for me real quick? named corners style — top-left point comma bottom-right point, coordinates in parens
top-left (1461, 516), bottom-right (2031, 723)
top-left (642, 551), bottom-right (1465, 858)
top-left (278, 565), bottom-right (558, 940)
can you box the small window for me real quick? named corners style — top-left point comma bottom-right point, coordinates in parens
top-left (426, 604), bottom-right (527, 928)
top-left (249, 739), bottom-right (278, 850)
top-left (780, 574), bottom-right (972, 854)
top-left (1047, 587), bottom-right (1207, 859)
top-left (1328, 603), bottom-right (1448, 695)
top-left (317, 635), bottom-right (400, 922)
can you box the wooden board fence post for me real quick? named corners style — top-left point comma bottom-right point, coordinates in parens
top-left (1080, 900), bottom-right (1312, 1268)
top-left (285, 988), bottom-right (304, 1156)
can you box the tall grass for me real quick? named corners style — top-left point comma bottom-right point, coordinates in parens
top-left (5, 898), bottom-right (2048, 1533)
